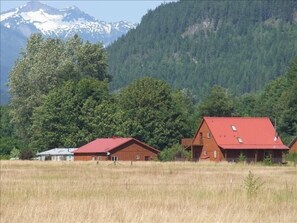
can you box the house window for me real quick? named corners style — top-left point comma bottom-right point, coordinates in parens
top-left (214, 150), bottom-right (217, 159)
top-left (207, 132), bottom-right (211, 138)
top-left (199, 132), bottom-right (203, 144)
top-left (111, 156), bottom-right (118, 161)
top-left (136, 155), bottom-right (140, 160)
top-left (231, 125), bottom-right (237, 131)
top-left (237, 137), bottom-right (243, 143)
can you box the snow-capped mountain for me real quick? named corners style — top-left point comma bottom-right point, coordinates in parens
top-left (0, 1), bottom-right (137, 45)
top-left (0, 1), bottom-right (137, 104)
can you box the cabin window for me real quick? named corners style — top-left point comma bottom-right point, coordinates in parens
top-left (207, 132), bottom-right (211, 138)
top-left (136, 155), bottom-right (140, 160)
top-left (111, 156), bottom-right (118, 161)
top-left (214, 150), bottom-right (217, 159)
top-left (231, 125), bottom-right (237, 131)
top-left (237, 137), bottom-right (243, 143)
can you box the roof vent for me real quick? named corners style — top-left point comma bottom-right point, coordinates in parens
top-left (231, 125), bottom-right (237, 131)
top-left (274, 136), bottom-right (278, 142)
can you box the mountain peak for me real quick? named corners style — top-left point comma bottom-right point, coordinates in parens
top-left (63, 5), bottom-right (96, 22)
top-left (18, 1), bottom-right (59, 14)
top-left (66, 5), bottom-right (80, 11)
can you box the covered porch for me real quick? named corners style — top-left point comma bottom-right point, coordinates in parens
top-left (223, 149), bottom-right (284, 163)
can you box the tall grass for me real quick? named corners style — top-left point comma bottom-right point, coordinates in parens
top-left (1, 161), bottom-right (296, 222)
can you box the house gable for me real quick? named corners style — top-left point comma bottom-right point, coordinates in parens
top-left (192, 120), bottom-right (223, 161)
top-left (109, 140), bottom-right (159, 161)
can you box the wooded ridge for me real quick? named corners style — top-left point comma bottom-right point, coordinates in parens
top-left (107, 0), bottom-right (297, 101)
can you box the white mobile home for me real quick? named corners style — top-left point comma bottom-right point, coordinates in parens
top-left (37, 148), bottom-right (76, 161)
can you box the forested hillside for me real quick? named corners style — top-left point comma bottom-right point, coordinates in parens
top-left (107, 0), bottom-right (297, 100)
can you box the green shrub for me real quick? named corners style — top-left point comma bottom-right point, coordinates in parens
top-left (10, 147), bottom-right (20, 159)
top-left (159, 144), bottom-right (191, 161)
top-left (286, 152), bottom-right (297, 165)
top-left (237, 152), bottom-right (246, 163)
top-left (244, 170), bottom-right (264, 197)
top-left (0, 154), bottom-right (10, 160)
top-left (263, 155), bottom-right (273, 166)
top-left (19, 149), bottom-right (35, 160)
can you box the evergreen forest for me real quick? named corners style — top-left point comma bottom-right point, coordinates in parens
top-left (107, 0), bottom-right (297, 100)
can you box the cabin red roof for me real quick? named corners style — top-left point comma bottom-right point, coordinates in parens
top-left (202, 117), bottom-right (288, 150)
top-left (73, 137), bottom-right (159, 154)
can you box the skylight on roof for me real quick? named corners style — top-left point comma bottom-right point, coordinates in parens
top-left (237, 137), bottom-right (243, 143)
top-left (231, 125), bottom-right (237, 131)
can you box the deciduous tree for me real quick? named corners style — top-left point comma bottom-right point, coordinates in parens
top-left (9, 34), bottom-right (108, 144)
top-left (118, 77), bottom-right (190, 149)
top-left (198, 85), bottom-right (234, 117)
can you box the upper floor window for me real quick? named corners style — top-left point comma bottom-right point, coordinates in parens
top-left (111, 156), bottom-right (118, 161)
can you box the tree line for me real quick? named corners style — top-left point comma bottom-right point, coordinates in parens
top-left (0, 34), bottom-right (296, 159)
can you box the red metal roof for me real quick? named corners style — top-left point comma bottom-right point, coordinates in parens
top-left (73, 137), bottom-right (159, 154)
top-left (203, 117), bottom-right (288, 150)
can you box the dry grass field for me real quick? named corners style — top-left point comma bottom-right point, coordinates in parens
top-left (0, 161), bottom-right (296, 223)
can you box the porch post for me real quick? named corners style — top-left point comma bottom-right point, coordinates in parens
top-left (255, 150), bottom-right (258, 162)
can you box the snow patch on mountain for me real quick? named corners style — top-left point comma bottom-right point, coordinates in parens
top-left (0, 1), bottom-right (137, 45)
top-left (0, 9), bottom-right (19, 21)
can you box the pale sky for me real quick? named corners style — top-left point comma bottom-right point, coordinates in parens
top-left (0, 1), bottom-right (175, 23)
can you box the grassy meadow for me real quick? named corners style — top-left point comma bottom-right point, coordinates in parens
top-left (0, 161), bottom-right (296, 223)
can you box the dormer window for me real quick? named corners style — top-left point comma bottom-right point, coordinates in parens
top-left (237, 137), bottom-right (243, 143)
top-left (231, 125), bottom-right (237, 131)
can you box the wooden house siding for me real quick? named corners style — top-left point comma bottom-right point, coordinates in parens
top-left (110, 141), bottom-right (157, 161)
top-left (74, 153), bottom-right (108, 161)
top-left (192, 121), bottom-right (223, 162)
